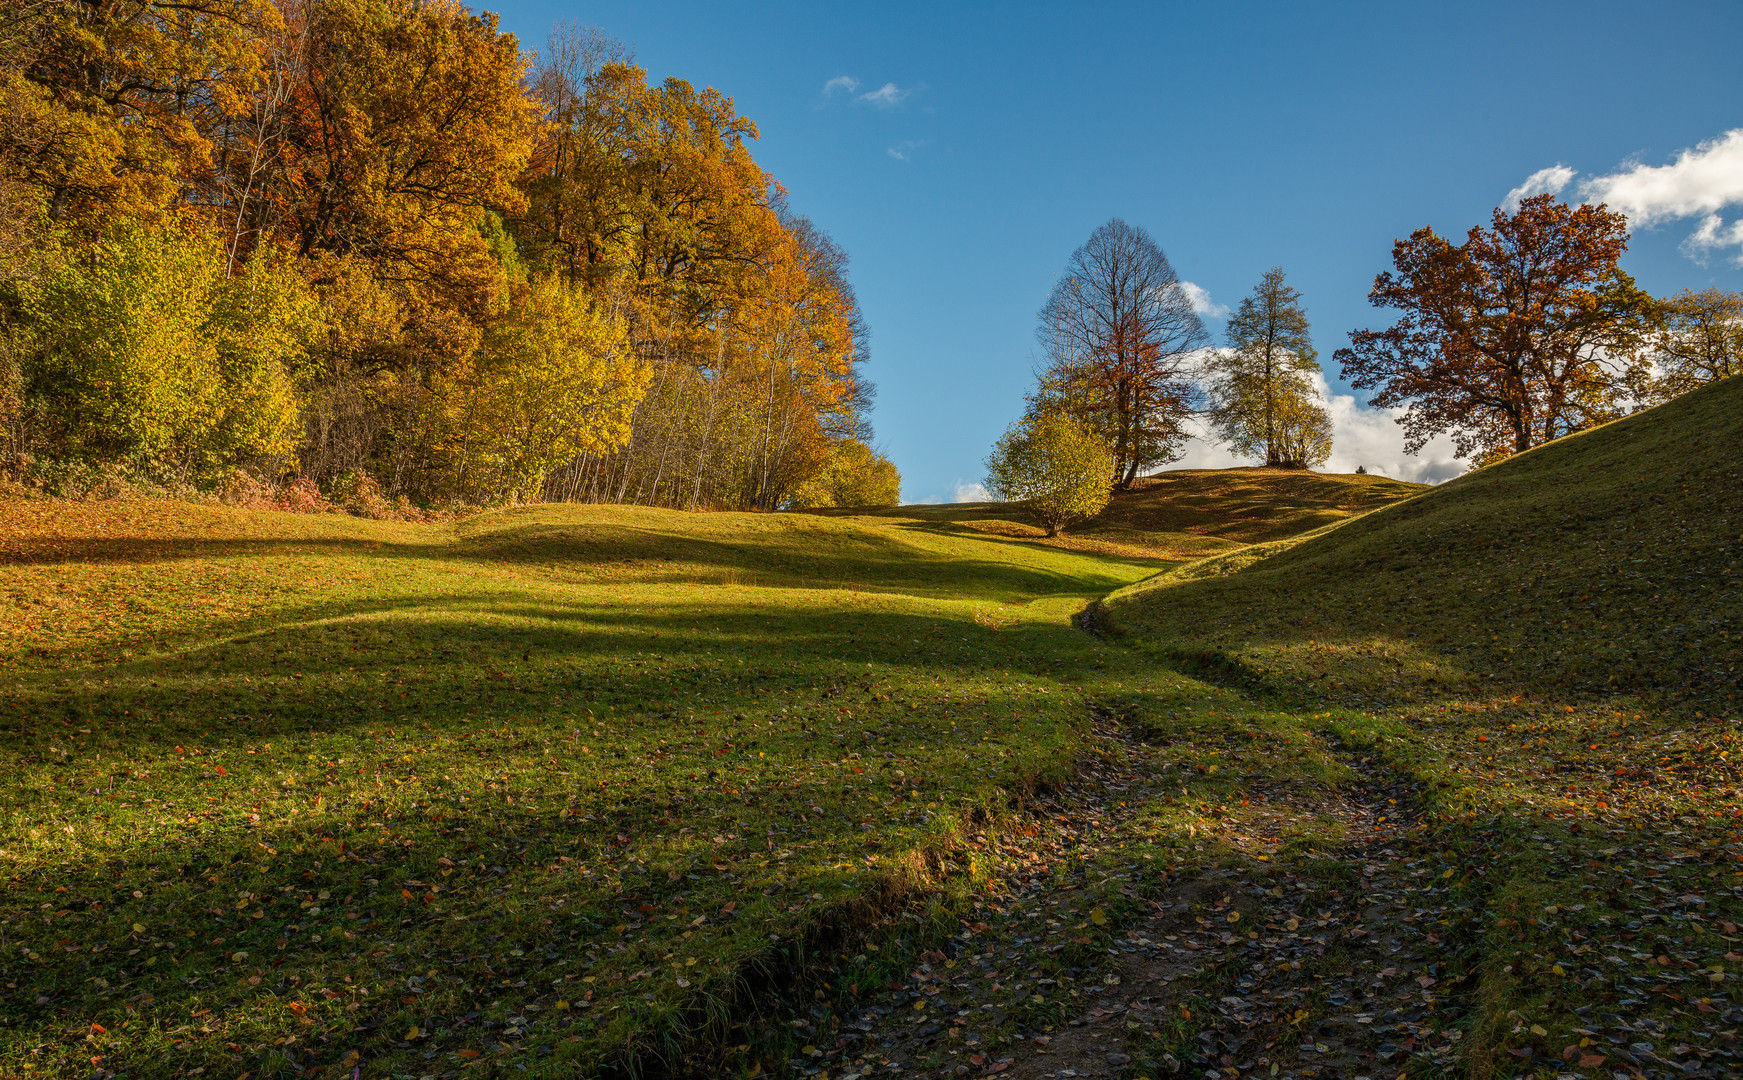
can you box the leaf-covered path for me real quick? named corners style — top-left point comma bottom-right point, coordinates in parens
top-left (792, 707), bottom-right (1495, 1080)
top-left (773, 688), bottom-right (1743, 1080)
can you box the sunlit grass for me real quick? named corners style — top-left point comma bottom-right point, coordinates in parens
top-left (1103, 375), bottom-right (1743, 1071)
top-left (0, 500), bottom-right (1168, 1078)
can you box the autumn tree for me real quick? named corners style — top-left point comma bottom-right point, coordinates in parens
top-left (433, 274), bottom-right (647, 501)
top-left (517, 22), bottom-right (633, 286)
top-left (0, 0), bottom-right (280, 231)
top-left (521, 70), bottom-right (873, 511)
top-left (253, 0), bottom-right (538, 303)
top-left (22, 223), bottom-right (309, 471)
top-left (1640, 288), bottom-right (1742, 403)
top-left (788, 439), bottom-right (900, 508)
top-left (984, 411), bottom-right (1113, 537)
top-left (1336, 194), bottom-right (1654, 465)
top-left (1203, 267), bottom-right (1331, 468)
top-left (1269, 392), bottom-right (1334, 470)
top-left (1035, 219), bottom-right (1205, 488)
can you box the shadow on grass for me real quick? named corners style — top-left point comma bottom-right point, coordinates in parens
top-left (0, 579), bottom-right (1118, 1077)
top-left (3, 522), bottom-right (1160, 604)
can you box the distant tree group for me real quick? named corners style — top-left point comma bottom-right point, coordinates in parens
top-left (0, 3), bottom-right (896, 510)
top-left (989, 221), bottom-right (1333, 520)
top-left (989, 190), bottom-right (1741, 517)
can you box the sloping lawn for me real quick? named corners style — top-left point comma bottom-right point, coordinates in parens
top-left (0, 500), bottom-right (1167, 1078)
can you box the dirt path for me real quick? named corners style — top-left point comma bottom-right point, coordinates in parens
top-left (792, 722), bottom-right (1487, 1080)
top-left (1000, 759), bottom-right (1477, 1080)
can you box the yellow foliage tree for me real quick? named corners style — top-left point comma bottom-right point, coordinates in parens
top-left (984, 412), bottom-right (1113, 536)
top-left (435, 275), bottom-right (648, 500)
top-left (23, 223), bottom-right (309, 471)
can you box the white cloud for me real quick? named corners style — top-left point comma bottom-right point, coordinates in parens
top-left (1170, 372), bottom-right (1464, 485)
top-left (857, 82), bottom-right (910, 108)
top-left (1510, 129), bottom-right (1743, 264)
top-left (1504, 164), bottom-right (1576, 210)
top-left (1685, 212), bottom-right (1743, 259)
top-left (1580, 129), bottom-right (1743, 264)
top-left (887, 140), bottom-right (921, 162)
top-left (1179, 281), bottom-right (1227, 318)
top-left (823, 75), bottom-right (860, 96)
top-left (1578, 129), bottom-right (1743, 225)
top-left (952, 480), bottom-right (990, 503)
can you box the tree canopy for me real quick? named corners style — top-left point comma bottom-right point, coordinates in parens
top-left (1034, 218), bottom-right (1205, 488)
top-left (1335, 194), bottom-right (1654, 465)
top-left (0, 2), bottom-right (894, 509)
top-left (984, 411), bottom-right (1114, 537)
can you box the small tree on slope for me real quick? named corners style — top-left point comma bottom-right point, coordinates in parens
top-left (984, 412), bottom-right (1113, 537)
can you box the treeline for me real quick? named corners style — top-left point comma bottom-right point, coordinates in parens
top-left (997, 202), bottom-right (1741, 504)
top-left (0, 0), bottom-right (898, 512)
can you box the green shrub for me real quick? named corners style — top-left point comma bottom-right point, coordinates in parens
top-left (984, 411), bottom-right (1114, 536)
top-left (21, 224), bottom-right (314, 475)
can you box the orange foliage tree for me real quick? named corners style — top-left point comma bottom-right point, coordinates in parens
top-left (518, 58), bottom-right (871, 509)
top-left (1336, 194), bottom-right (1654, 465)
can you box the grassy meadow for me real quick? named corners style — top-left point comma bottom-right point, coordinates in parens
top-left (0, 497), bottom-right (1191, 1078)
top-left (3, 384), bottom-right (1739, 1080)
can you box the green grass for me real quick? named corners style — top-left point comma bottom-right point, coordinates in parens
top-left (6, 410), bottom-right (1737, 1080)
top-left (0, 497), bottom-right (1178, 1079)
top-left (1104, 375), bottom-right (1743, 1074)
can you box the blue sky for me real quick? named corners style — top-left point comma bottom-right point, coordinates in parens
top-left (492, 1), bottom-right (1743, 500)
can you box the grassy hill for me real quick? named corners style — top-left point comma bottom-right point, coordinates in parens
top-left (1105, 376), bottom-right (1743, 1074)
top-left (0, 497), bottom-right (1196, 1079)
top-left (848, 467), bottom-right (1423, 562)
top-left (2, 437), bottom-right (1736, 1080)
top-left (1104, 374), bottom-right (1743, 714)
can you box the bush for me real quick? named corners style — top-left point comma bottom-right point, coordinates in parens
top-left (19, 224), bottom-right (314, 477)
top-left (788, 439), bottom-right (901, 508)
top-left (984, 411), bottom-right (1113, 536)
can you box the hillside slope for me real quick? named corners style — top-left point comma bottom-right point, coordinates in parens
top-left (846, 467), bottom-right (1423, 561)
top-left (1105, 375), bottom-right (1743, 713)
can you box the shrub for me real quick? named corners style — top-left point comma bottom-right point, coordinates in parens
top-left (788, 439), bottom-right (901, 508)
top-left (21, 224), bottom-right (314, 476)
top-left (984, 411), bottom-right (1114, 536)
